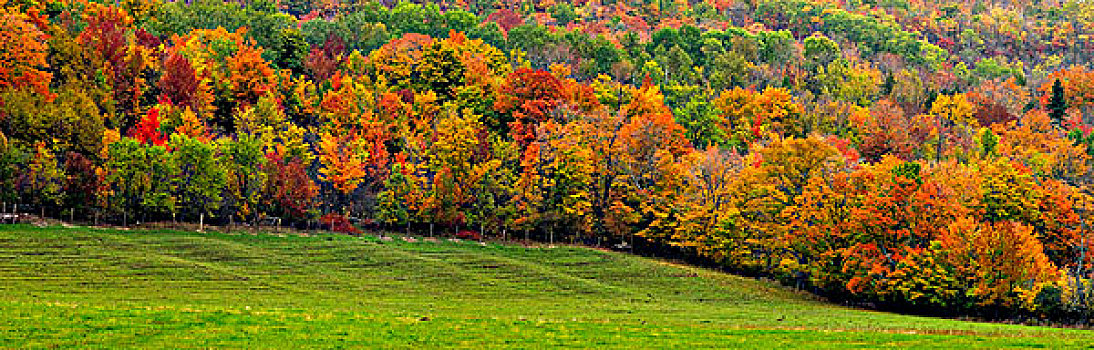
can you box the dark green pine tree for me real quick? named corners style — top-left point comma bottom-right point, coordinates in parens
top-left (881, 74), bottom-right (896, 96)
top-left (1048, 79), bottom-right (1067, 124)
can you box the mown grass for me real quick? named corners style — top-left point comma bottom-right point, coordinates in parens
top-left (0, 224), bottom-right (1090, 348)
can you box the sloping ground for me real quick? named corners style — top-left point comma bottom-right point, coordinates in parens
top-left (0, 225), bottom-right (1090, 348)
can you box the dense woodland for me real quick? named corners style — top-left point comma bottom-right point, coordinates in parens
top-left (4, 0), bottom-right (1094, 322)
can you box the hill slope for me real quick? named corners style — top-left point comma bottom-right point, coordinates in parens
top-left (0, 225), bottom-right (1089, 348)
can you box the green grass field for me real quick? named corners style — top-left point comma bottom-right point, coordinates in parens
top-left (0, 225), bottom-right (1090, 348)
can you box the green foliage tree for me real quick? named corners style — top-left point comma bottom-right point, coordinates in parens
top-left (270, 29), bottom-right (310, 76)
top-left (388, 1), bottom-right (441, 36)
top-left (0, 88), bottom-right (104, 156)
top-left (170, 134), bottom-right (226, 223)
top-left (0, 132), bottom-right (21, 207)
top-left (24, 143), bottom-right (66, 216)
top-left (1048, 79), bottom-right (1067, 124)
top-left (803, 33), bottom-right (840, 68)
top-left (148, 0), bottom-right (296, 59)
top-left (551, 3), bottom-right (577, 25)
top-left (103, 138), bottom-right (175, 226)
top-left (442, 10), bottom-right (479, 34)
top-left (377, 163), bottom-right (415, 230)
top-left (222, 133), bottom-right (268, 224)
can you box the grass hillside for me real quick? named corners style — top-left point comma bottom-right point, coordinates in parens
top-left (0, 225), bottom-right (1090, 348)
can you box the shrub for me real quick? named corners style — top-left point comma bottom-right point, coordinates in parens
top-left (320, 213), bottom-right (361, 235)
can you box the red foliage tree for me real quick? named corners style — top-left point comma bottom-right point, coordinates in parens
top-left (79, 4), bottom-right (148, 116)
top-left (130, 108), bottom-right (166, 146)
top-left (264, 152), bottom-right (319, 221)
top-left (972, 103), bottom-right (1017, 128)
top-left (63, 151), bottom-right (99, 213)
top-left (494, 68), bottom-right (564, 148)
top-left (487, 9), bottom-right (524, 34)
top-left (160, 51), bottom-right (201, 111)
top-left (305, 35), bottom-right (346, 82)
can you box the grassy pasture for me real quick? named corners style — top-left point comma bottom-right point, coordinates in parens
top-left (0, 225), bottom-right (1090, 348)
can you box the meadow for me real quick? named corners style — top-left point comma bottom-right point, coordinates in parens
top-left (0, 224), bottom-right (1090, 348)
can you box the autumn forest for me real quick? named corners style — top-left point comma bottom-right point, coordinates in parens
top-left (4, 0), bottom-right (1094, 325)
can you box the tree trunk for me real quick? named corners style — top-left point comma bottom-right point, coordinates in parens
top-left (429, 223), bottom-right (434, 237)
top-left (1079, 236), bottom-right (1087, 307)
top-left (199, 213), bottom-right (204, 232)
top-left (936, 118), bottom-right (944, 164)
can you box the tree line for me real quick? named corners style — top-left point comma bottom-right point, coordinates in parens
top-left (3, 0), bottom-right (1094, 323)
